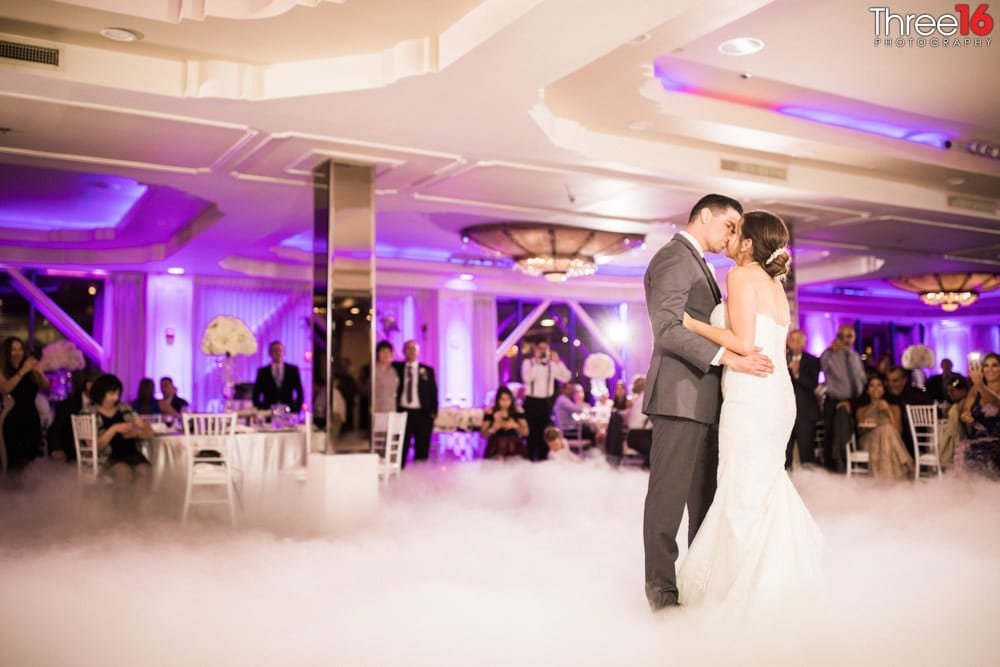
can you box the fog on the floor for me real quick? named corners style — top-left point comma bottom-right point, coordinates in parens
top-left (1, 460), bottom-right (997, 666)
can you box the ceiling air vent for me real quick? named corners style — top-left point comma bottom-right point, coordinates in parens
top-left (720, 158), bottom-right (787, 181)
top-left (947, 194), bottom-right (997, 215)
top-left (0, 39), bottom-right (60, 68)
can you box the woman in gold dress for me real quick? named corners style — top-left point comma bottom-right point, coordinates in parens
top-left (855, 375), bottom-right (914, 481)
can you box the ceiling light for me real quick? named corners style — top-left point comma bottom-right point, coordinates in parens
top-left (459, 273), bottom-right (474, 281)
top-left (100, 27), bottom-right (139, 42)
top-left (888, 273), bottom-right (1000, 311)
top-left (349, 307), bottom-right (360, 314)
top-left (461, 222), bottom-right (643, 282)
top-left (166, 267), bottom-right (185, 275)
top-left (718, 37), bottom-right (764, 56)
top-left (87, 285), bottom-right (97, 296)
top-left (540, 318), bottom-right (556, 327)
top-left (967, 140), bottom-right (1000, 160)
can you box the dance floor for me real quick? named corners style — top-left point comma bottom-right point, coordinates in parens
top-left (1, 459), bottom-right (997, 666)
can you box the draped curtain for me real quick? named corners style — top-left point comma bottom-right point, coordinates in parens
top-left (101, 272), bottom-right (147, 402)
top-left (192, 277), bottom-right (311, 411)
top-left (472, 294), bottom-right (498, 408)
top-left (374, 287), bottom-right (438, 371)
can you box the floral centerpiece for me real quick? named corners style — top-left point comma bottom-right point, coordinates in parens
top-left (39, 340), bottom-right (86, 401)
top-left (901, 344), bottom-right (935, 389)
top-left (582, 352), bottom-right (616, 398)
top-left (201, 316), bottom-right (258, 410)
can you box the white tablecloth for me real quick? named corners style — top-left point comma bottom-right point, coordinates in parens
top-left (146, 430), bottom-right (308, 507)
top-left (433, 407), bottom-right (484, 432)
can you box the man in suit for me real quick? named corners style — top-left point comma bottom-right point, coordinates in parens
top-left (886, 364), bottom-right (934, 458)
top-left (252, 340), bottom-right (304, 410)
top-left (786, 329), bottom-right (821, 469)
top-left (393, 339), bottom-right (438, 468)
top-left (819, 324), bottom-right (866, 471)
top-left (925, 358), bottom-right (962, 404)
top-left (642, 193), bottom-right (774, 612)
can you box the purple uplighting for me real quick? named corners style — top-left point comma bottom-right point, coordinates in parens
top-left (0, 165), bottom-right (148, 231)
top-left (777, 107), bottom-right (952, 149)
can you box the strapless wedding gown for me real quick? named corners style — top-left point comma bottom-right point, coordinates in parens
top-left (677, 303), bottom-right (824, 610)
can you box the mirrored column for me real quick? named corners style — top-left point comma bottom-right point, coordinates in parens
top-left (313, 161), bottom-right (375, 453)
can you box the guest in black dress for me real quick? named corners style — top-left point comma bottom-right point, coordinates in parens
top-left (86, 373), bottom-right (154, 497)
top-left (131, 377), bottom-right (160, 416)
top-left (1, 337), bottom-right (51, 471)
top-left (481, 386), bottom-right (528, 459)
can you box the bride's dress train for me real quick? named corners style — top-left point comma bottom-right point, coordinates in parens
top-left (677, 306), bottom-right (823, 610)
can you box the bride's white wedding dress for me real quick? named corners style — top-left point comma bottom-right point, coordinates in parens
top-left (677, 303), bottom-right (823, 610)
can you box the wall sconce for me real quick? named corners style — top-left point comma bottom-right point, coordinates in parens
top-left (165, 328), bottom-right (175, 345)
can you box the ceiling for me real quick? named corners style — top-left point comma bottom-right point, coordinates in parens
top-left (1, 0), bottom-right (999, 310)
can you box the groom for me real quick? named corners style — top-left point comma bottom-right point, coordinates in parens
top-left (642, 194), bottom-right (774, 611)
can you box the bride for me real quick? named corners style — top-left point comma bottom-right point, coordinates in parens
top-left (677, 210), bottom-right (823, 609)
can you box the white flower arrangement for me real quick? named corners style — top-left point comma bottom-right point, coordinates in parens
top-left (200, 315), bottom-right (258, 356)
top-left (901, 344), bottom-right (935, 370)
top-left (39, 340), bottom-right (86, 372)
top-left (582, 352), bottom-right (616, 380)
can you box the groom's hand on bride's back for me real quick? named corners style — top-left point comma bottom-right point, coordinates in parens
top-left (721, 347), bottom-right (774, 377)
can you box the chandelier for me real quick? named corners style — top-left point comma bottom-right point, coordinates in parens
top-left (888, 272), bottom-right (1000, 312)
top-left (460, 222), bottom-right (644, 282)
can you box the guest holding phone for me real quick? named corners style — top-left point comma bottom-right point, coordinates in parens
top-left (482, 385), bottom-right (528, 459)
top-left (959, 353), bottom-right (1000, 478)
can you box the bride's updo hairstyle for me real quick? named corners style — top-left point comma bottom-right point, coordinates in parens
top-left (741, 210), bottom-right (791, 281)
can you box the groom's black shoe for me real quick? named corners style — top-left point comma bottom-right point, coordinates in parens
top-left (647, 587), bottom-right (680, 613)
top-left (650, 600), bottom-right (682, 614)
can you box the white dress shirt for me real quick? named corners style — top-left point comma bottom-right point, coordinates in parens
top-left (399, 360), bottom-right (422, 409)
top-left (626, 392), bottom-right (652, 430)
top-left (677, 230), bottom-right (725, 366)
top-left (521, 356), bottom-right (572, 399)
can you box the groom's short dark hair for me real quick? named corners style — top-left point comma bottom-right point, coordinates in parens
top-left (688, 194), bottom-right (743, 223)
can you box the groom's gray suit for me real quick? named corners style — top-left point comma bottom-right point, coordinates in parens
top-left (642, 233), bottom-right (724, 609)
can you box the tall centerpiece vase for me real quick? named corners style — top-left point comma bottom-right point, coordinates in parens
top-left (582, 352), bottom-right (616, 398)
top-left (201, 315), bottom-right (258, 414)
top-left (39, 340), bottom-right (86, 402)
top-left (46, 370), bottom-right (74, 402)
top-left (221, 352), bottom-right (235, 412)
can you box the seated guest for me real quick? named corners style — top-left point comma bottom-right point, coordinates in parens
top-left (481, 386), bottom-right (528, 459)
top-left (855, 376), bottom-right (914, 481)
top-left (131, 377), bottom-right (160, 415)
top-left (608, 374), bottom-right (651, 466)
top-left (885, 365), bottom-right (934, 458)
top-left (624, 375), bottom-right (652, 467)
top-left (553, 383), bottom-right (596, 445)
top-left (940, 377), bottom-right (970, 470)
top-left (544, 426), bottom-right (575, 463)
top-left (958, 353), bottom-right (1000, 478)
top-left (158, 376), bottom-right (189, 415)
top-left (47, 368), bottom-right (101, 462)
top-left (611, 379), bottom-right (629, 411)
top-left (85, 373), bottom-right (154, 501)
top-left (926, 358), bottom-right (963, 404)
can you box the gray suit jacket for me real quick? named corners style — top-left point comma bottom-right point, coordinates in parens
top-left (642, 234), bottom-right (724, 425)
